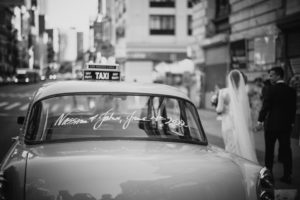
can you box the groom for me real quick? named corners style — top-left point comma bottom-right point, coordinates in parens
top-left (257, 67), bottom-right (296, 184)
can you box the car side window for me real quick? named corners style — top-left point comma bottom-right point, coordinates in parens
top-left (25, 102), bottom-right (42, 141)
top-left (185, 102), bottom-right (204, 141)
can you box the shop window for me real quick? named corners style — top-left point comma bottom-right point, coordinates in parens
top-left (254, 36), bottom-right (276, 66)
top-left (150, 15), bottom-right (175, 35)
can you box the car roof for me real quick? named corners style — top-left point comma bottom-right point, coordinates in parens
top-left (33, 81), bottom-right (190, 102)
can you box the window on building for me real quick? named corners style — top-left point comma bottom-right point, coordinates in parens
top-left (149, 0), bottom-right (175, 8)
top-left (187, 0), bottom-right (193, 8)
top-left (216, 0), bottom-right (230, 19)
top-left (230, 39), bottom-right (247, 69)
top-left (150, 15), bottom-right (175, 35)
top-left (187, 15), bottom-right (192, 35)
top-left (214, 0), bottom-right (230, 33)
top-left (32, 0), bottom-right (37, 7)
top-left (29, 10), bottom-right (35, 26)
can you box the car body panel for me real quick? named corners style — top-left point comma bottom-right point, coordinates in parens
top-left (1, 143), bottom-right (28, 200)
top-left (1, 140), bottom-right (261, 200)
top-left (33, 81), bottom-right (190, 103)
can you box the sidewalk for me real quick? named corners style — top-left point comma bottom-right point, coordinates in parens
top-left (197, 109), bottom-right (300, 200)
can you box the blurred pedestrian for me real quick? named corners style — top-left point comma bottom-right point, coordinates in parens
top-left (216, 70), bottom-right (258, 163)
top-left (264, 78), bottom-right (283, 163)
top-left (257, 67), bottom-right (297, 184)
top-left (210, 83), bottom-right (221, 108)
top-left (259, 78), bottom-right (283, 163)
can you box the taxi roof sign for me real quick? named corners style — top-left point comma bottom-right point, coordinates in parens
top-left (83, 63), bottom-right (121, 81)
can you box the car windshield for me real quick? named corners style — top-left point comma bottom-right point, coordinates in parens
top-left (25, 94), bottom-right (206, 144)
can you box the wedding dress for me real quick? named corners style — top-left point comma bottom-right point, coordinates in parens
top-left (216, 70), bottom-right (258, 163)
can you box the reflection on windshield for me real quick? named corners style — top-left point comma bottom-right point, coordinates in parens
top-left (25, 94), bottom-right (205, 143)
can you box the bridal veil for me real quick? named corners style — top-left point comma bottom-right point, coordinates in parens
top-left (227, 70), bottom-right (258, 163)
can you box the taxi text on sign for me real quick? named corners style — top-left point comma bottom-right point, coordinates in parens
top-left (83, 70), bottom-right (120, 81)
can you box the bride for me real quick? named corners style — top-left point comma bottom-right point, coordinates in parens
top-left (216, 70), bottom-right (258, 163)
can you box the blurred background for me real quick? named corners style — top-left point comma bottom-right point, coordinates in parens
top-left (0, 0), bottom-right (299, 145)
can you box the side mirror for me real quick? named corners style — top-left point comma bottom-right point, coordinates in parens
top-left (17, 116), bottom-right (25, 125)
top-left (11, 136), bottom-right (19, 142)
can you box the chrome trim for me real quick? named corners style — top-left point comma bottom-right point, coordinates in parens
top-left (257, 167), bottom-right (274, 200)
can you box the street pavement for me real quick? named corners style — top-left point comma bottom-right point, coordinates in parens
top-left (198, 109), bottom-right (300, 200)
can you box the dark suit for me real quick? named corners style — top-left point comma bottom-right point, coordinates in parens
top-left (258, 81), bottom-right (297, 176)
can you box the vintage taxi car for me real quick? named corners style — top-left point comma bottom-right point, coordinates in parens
top-left (0, 64), bottom-right (274, 200)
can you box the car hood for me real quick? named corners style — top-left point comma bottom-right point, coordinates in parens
top-left (25, 140), bottom-right (260, 200)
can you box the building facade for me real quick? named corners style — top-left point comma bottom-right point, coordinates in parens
top-left (191, 0), bottom-right (231, 108)
top-left (0, 4), bottom-right (17, 82)
top-left (0, 0), bottom-right (27, 82)
top-left (0, 0), bottom-right (49, 83)
top-left (112, 0), bottom-right (194, 82)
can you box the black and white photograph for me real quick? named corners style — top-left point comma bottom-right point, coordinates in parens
top-left (0, 0), bottom-right (300, 199)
